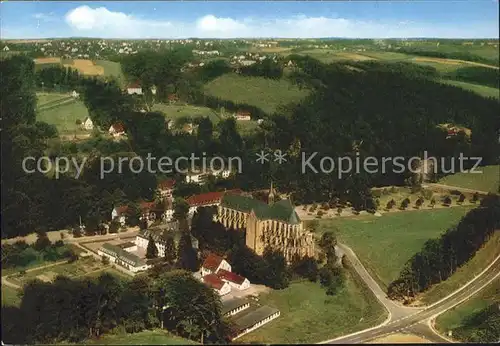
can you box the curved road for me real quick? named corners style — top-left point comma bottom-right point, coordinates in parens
top-left (322, 244), bottom-right (500, 344)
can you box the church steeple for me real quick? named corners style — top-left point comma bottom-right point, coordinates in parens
top-left (268, 181), bottom-right (275, 205)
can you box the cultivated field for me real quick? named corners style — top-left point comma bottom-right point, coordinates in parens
top-left (435, 277), bottom-right (499, 340)
top-left (64, 59), bottom-right (105, 75)
top-left (412, 56), bottom-right (499, 69)
top-left (95, 60), bottom-right (125, 85)
top-left (1, 285), bottom-right (21, 307)
top-left (204, 73), bottom-right (309, 115)
top-left (319, 206), bottom-right (474, 290)
top-left (441, 80), bottom-right (500, 99)
top-left (34, 57), bottom-right (62, 64)
top-left (437, 165), bottom-right (500, 193)
top-left (238, 270), bottom-right (387, 344)
top-left (372, 333), bottom-right (431, 343)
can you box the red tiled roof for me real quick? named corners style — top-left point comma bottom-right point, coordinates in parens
top-left (202, 253), bottom-right (225, 272)
top-left (203, 273), bottom-right (226, 290)
top-left (158, 179), bottom-right (176, 190)
top-left (127, 81), bottom-right (141, 89)
top-left (114, 205), bottom-right (128, 216)
top-left (217, 269), bottom-right (246, 285)
top-left (139, 201), bottom-right (156, 211)
top-left (186, 189), bottom-right (243, 207)
top-left (237, 110), bottom-right (251, 117)
top-left (110, 123), bottom-right (125, 133)
top-left (167, 94), bottom-right (178, 101)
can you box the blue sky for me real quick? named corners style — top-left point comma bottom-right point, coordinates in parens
top-left (1, 1), bottom-right (498, 39)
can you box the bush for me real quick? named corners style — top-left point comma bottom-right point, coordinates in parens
top-left (390, 186), bottom-right (399, 194)
top-left (372, 190), bottom-right (382, 198)
top-left (422, 189), bottom-right (433, 200)
top-left (442, 196), bottom-right (452, 206)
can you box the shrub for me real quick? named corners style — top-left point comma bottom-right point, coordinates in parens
top-left (422, 189), bottom-right (433, 200)
top-left (390, 186), bottom-right (399, 194)
top-left (372, 190), bottom-right (382, 198)
top-left (443, 196), bottom-right (452, 206)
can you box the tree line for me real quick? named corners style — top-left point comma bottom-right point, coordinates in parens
top-left (1, 270), bottom-right (230, 344)
top-left (387, 195), bottom-right (500, 302)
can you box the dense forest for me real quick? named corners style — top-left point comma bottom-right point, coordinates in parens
top-left (387, 195), bottom-right (500, 302)
top-left (451, 301), bottom-right (500, 343)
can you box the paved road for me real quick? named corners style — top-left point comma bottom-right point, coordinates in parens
top-left (321, 247), bottom-right (500, 344)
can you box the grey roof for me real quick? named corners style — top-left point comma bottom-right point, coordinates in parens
top-left (221, 194), bottom-right (300, 224)
top-left (117, 242), bottom-right (136, 249)
top-left (100, 243), bottom-right (146, 267)
top-left (221, 298), bottom-right (250, 316)
top-left (233, 305), bottom-right (280, 331)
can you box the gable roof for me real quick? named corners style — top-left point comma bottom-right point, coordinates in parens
top-left (127, 81), bottom-right (141, 89)
top-left (221, 297), bottom-right (250, 316)
top-left (221, 195), bottom-right (300, 224)
top-left (203, 273), bottom-right (226, 290)
top-left (158, 179), bottom-right (176, 190)
top-left (202, 253), bottom-right (225, 272)
top-left (100, 243), bottom-right (146, 267)
top-left (110, 123), bottom-right (125, 133)
top-left (186, 189), bottom-right (242, 207)
top-left (114, 205), bottom-right (129, 216)
top-left (217, 269), bottom-right (246, 285)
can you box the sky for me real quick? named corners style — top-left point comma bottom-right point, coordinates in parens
top-left (1, 1), bottom-right (499, 39)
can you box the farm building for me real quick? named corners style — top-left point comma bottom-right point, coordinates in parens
top-left (222, 297), bottom-right (250, 317)
top-left (109, 123), bottom-right (126, 137)
top-left (217, 269), bottom-right (250, 290)
top-left (97, 243), bottom-right (150, 273)
top-left (232, 306), bottom-right (281, 340)
top-left (202, 273), bottom-right (231, 296)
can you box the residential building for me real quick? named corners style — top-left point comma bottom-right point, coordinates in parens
top-left (214, 183), bottom-right (315, 262)
top-left (157, 179), bottom-right (176, 199)
top-left (71, 90), bottom-right (80, 98)
top-left (111, 205), bottom-right (128, 226)
top-left (98, 243), bottom-right (150, 273)
top-left (109, 123), bottom-right (126, 137)
top-left (126, 81), bottom-right (142, 95)
top-left (234, 111), bottom-right (251, 121)
top-left (202, 273), bottom-right (231, 296)
top-left (201, 253), bottom-right (232, 277)
top-left (117, 241), bottom-right (137, 252)
top-left (217, 269), bottom-right (251, 290)
top-left (82, 117), bottom-right (94, 131)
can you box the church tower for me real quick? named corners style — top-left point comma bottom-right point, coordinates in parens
top-left (268, 181), bottom-right (275, 205)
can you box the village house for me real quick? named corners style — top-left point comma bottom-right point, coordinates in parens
top-left (109, 123), bottom-right (126, 137)
top-left (111, 205), bottom-right (128, 226)
top-left (217, 269), bottom-right (251, 291)
top-left (157, 179), bottom-right (176, 199)
top-left (201, 253), bottom-right (232, 277)
top-left (82, 117), bottom-right (94, 131)
top-left (202, 274), bottom-right (231, 296)
top-left (234, 111), bottom-right (251, 121)
top-left (98, 243), bottom-right (151, 273)
top-left (167, 94), bottom-right (179, 104)
top-left (126, 81), bottom-right (142, 95)
top-left (71, 90), bottom-right (80, 98)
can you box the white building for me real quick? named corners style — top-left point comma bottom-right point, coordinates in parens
top-left (126, 82), bottom-right (143, 95)
top-left (201, 253), bottom-right (232, 277)
top-left (217, 269), bottom-right (251, 290)
top-left (71, 90), bottom-right (80, 98)
top-left (111, 205), bottom-right (128, 226)
top-left (97, 243), bottom-right (150, 273)
top-left (232, 306), bottom-right (281, 340)
top-left (221, 298), bottom-right (250, 317)
top-left (135, 225), bottom-right (199, 258)
top-left (202, 273), bottom-right (231, 296)
top-left (82, 117), bottom-right (94, 131)
top-left (109, 123), bottom-right (125, 137)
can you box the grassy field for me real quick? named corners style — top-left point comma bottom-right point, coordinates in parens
top-left (152, 103), bottom-right (220, 123)
top-left (37, 99), bottom-right (90, 135)
top-left (95, 60), bottom-right (126, 86)
top-left (203, 73), bottom-right (309, 115)
top-left (440, 80), bottom-right (500, 99)
top-left (418, 231), bottom-right (500, 305)
top-left (238, 270), bottom-right (387, 344)
top-left (36, 92), bottom-right (72, 107)
top-left (86, 329), bottom-right (197, 345)
top-left (319, 206), bottom-right (474, 291)
top-left (1, 285), bottom-right (21, 307)
top-left (435, 277), bottom-right (499, 337)
top-left (437, 165), bottom-right (500, 192)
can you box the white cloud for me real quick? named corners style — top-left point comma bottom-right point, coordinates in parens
top-left (6, 6), bottom-right (498, 39)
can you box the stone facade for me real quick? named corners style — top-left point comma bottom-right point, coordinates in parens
top-left (214, 186), bottom-right (315, 262)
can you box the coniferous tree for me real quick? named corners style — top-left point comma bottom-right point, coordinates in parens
top-left (146, 235), bottom-right (158, 259)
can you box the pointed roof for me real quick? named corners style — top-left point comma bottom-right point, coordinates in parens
top-left (202, 253), bottom-right (225, 272)
top-left (217, 269), bottom-right (247, 285)
top-left (203, 273), bottom-right (226, 290)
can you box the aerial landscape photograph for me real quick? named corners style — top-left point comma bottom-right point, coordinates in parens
top-left (0, 0), bottom-right (499, 345)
